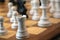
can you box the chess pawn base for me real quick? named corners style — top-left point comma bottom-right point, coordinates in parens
top-left (16, 31), bottom-right (29, 39)
top-left (0, 29), bottom-right (7, 35)
top-left (38, 17), bottom-right (51, 27)
top-left (11, 22), bottom-right (18, 30)
top-left (32, 15), bottom-right (40, 20)
top-left (53, 11), bottom-right (60, 18)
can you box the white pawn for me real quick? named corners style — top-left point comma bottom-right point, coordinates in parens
top-left (0, 16), bottom-right (7, 35)
top-left (10, 6), bottom-right (17, 22)
top-left (53, 0), bottom-right (60, 18)
top-left (30, 0), bottom-right (35, 15)
top-left (30, 0), bottom-right (39, 15)
top-left (30, 0), bottom-right (40, 20)
top-left (38, 0), bottom-right (52, 27)
top-left (16, 15), bottom-right (29, 39)
top-left (32, 9), bottom-right (40, 20)
top-left (49, 0), bottom-right (55, 13)
top-left (10, 6), bottom-right (18, 29)
top-left (7, 2), bottom-right (13, 18)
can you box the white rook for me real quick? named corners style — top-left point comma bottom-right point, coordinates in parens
top-left (16, 15), bottom-right (29, 39)
top-left (0, 16), bottom-right (7, 35)
top-left (38, 0), bottom-right (52, 27)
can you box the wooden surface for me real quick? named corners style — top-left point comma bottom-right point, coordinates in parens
top-left (0, 0), bottom-right (60, 40)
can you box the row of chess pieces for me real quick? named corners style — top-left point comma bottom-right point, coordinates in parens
top-left (0, 0), bottom-right (60, 40)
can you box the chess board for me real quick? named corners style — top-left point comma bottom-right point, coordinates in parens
top-left (0, 0), bottom-right (60, 40)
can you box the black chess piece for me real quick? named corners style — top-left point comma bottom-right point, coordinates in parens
top-left (17, 0), bottom-right (28, 18)
top-left (0, 0), bottom-right (5, 3)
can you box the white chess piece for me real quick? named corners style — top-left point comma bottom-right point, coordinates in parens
top-left (30, 0), bottom-right (35, 15)
top-left (10, 6), bottom-right (17, 22)
top-left (11, 11), bottom-right (18, 30)
top-left (38, 0), bottom-right (52, 27)
top-left (53, 0), bottom-right (60, 18)
top-left (0, 16), bottom-right (7, 35)
top-left (7, 2), bottom-right (13, 18)
top-left (49, 0), bottom-right (55, 13)
top-left (30, 0), bottom-right (40, 20)
top-left (16, 15), bottom-right (29, 39)
top-left (32, 9), bottom-right (40, 20)
top-left (10, 6), bottom-right (18, 29)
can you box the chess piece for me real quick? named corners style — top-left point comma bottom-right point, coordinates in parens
top-left (10, 6), bottom-right (17, 23)
top-left (7, 2), bottom-right (13, 18)
top-left (49, 0), bottom-right (55, 13)
top-left (11, 11), bottom-right (18, 29)
top-left (38, 0), bottom-right (51, 27)
top-left (53, 0), bottom-right (60, 18)
top-left (0, 16), bottom-right (7, 35)
top-left (17, 0), bottom-right (28, 18)
top-left (16, 15), bottom-right (29, 39)
top-left (32, 9), bottom-right (40, 20)
top-left (30, 0), bottom-right (35, 15)
top-left (31, 0), bottom-right (40, 20)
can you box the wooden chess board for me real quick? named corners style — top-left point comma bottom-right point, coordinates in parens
top-left (0, 0), bottom-right (60, 40)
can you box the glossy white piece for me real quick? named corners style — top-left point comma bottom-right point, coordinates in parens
top-left (0, 16), bottom-right (7, 35)
top-left (32, 9), bottom-right (40, 20)
top-left (53, 0), bottom-right (60, 18)
top-left (49, 0), bottom-right (55, 13)
top-left (38, 0), bottom-right (51, 27)
top-left (16, 15), bottom-right (29, 39)
top-left (10, 6), bottom-right (17, 23)
top-left (11, 18), bottom-right (18, 30)
top-left (30, 0), bottom-right (40, 20)
top-left (7, 2), bottom-right (13, 18)
top-left (10, 6), bottom-right (18, 29)
top-left (30, 0), bottom-right (39, 15)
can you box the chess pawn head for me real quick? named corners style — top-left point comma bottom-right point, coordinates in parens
top-left (0, 16), bottom-right (7, 35)
top-left (8, 2), bottom-right (13, 9)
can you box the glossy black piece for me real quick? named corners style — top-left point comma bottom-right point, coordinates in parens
top-left (17, 0), bottom-right (28, 18)
top-left (9, 0), bottom-right (28, 18)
